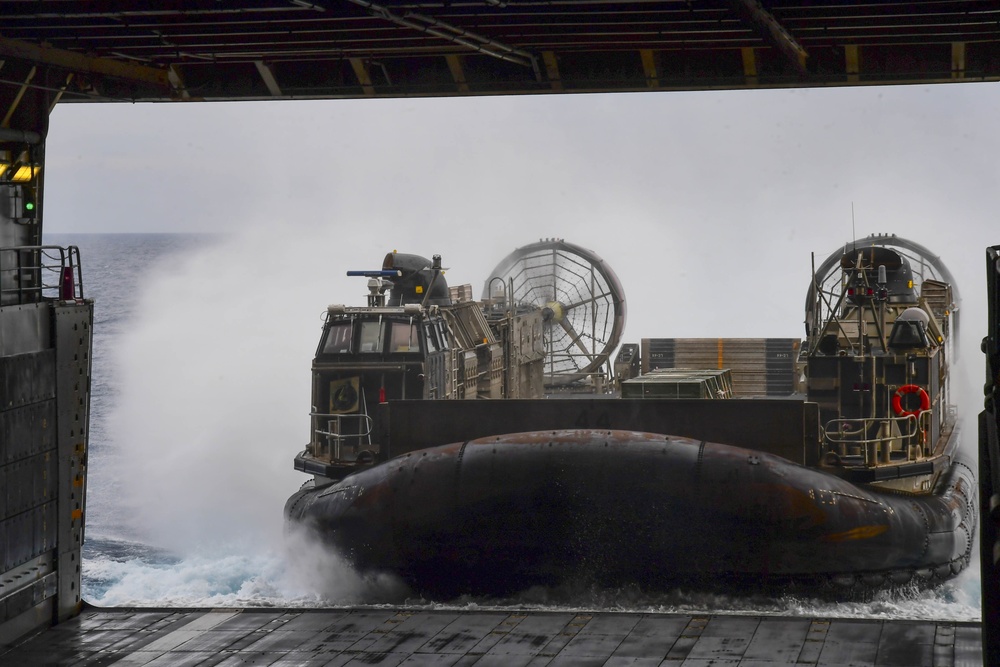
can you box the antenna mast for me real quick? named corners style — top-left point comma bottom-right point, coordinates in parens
top-left (851, 202), bottom-right (856, 247)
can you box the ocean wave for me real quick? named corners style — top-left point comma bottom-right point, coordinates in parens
top-left (82, 535), bottom-right (981, 621)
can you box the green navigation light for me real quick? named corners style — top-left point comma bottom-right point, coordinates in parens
top-left (21, 185), bottom-right (37, 219)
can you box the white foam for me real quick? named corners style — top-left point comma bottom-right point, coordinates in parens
top-left (84, 528), bottom-right (411, 608)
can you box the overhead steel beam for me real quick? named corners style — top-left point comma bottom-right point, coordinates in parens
top-left (741, 47), bottom-right (759, 87)
top-left (728, 0), bottom-right (808, 74)
top-left (639, 49), bottom-right (659, 89)
top-left (445, 55), bottom-right (470, 93)
top-left (47, 72), bottom-right (75, 112)
top-left (349, 58), bottom-right (375, 96)
top-left (254, 61), bottom-right (283, 97)
top-left (542, 51), bottom-right (561, 92)
top-left (845, 44), bottom-right (860, 83)
top-left (3, 4), bottom-right (999, 102)
top-left (345, 0), bottom-right (538, 72)
top-left (0, 36), bottom-right (172, 92)
top-left (167, 66), bottom-right (191, 100)
top-left (1, 66), bottom-right (36, 129)
top-left (952, 42), bottom-right (966, 80)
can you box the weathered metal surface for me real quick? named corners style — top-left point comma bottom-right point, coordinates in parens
top-left (640, 338), bottom-right (800, 397)
top-left (1, 401), bottom-right (56, 465)
top-left (621, 368), bottom-right (734, 399)
top-left (0, 343), bottom-right (58, 640)
top-left (0, 348), bottom-right (55, 409)
top-left (981, 245), bottom-right (1000, 667)
top-left (0, 303), bottom-right (50, 355)
top-left (0, 607), bottom-right (982, 665)
top-left (0, 297), bottom-right (93, 645)
top-left (0, 553), bottom-right (56, 646)
top-left (53, 301), bottom-right (93, 623)
top-left (376, 397), bottom-right (819, 466)
top-left (287, 429), bottom-right (975, 598)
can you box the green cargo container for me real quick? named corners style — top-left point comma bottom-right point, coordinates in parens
top-left (621, 368), bottom-right (734, 399)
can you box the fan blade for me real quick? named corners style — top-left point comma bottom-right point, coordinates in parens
top-left (559, 318), bottom-right (597, 363)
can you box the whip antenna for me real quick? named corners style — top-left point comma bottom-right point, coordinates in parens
top-left (851, 202), bottom-right (856, 249)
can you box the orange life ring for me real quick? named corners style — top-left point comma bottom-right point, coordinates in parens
top-left (892, 384), bottom-right (930, 418)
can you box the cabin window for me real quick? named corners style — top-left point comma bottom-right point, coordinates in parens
top-left (390, 321), bottom-right (420, 353)
top-left (888, 320), bottom-right (930, 350)
top-left (359, 321), bottom-right (385, 353)
top-left (323, 322), bottom-right (353, 354)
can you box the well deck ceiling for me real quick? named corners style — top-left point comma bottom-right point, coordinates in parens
top-left (1, 1), bottom-right (999, 109)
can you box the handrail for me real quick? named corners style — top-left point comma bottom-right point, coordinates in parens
top-left (0, 245), bottom-right (84, 306)
top-left (823, 411), bottom-right (931, 466)
top-left (311, 412), bottom-right (374, 461)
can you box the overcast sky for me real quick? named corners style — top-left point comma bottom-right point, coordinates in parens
top-left (42, 83), bottom-right (1000, 340)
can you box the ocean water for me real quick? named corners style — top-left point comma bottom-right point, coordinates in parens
top-left (52, 232), bottom-right (983, 620)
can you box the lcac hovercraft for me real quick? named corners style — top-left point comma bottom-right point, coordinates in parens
top-left (285, 236), bottom-right (975, 598)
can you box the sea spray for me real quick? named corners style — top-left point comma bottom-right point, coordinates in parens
top-left (87, 227), bottom-right (445, 605)
top-left (83, 529), bottom-right (411, 607)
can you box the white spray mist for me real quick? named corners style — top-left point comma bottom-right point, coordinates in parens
top-left (105, 226), bottom-right (405, 601)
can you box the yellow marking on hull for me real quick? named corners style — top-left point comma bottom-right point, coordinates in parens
top-left (821, 525), bottom-right (888, 542)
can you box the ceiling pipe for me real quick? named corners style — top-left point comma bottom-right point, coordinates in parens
top-left (0, 128), bottom-right (42, 144)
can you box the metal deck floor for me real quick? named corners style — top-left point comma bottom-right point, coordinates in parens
top-left (1, 606), bottom-right (983, 666)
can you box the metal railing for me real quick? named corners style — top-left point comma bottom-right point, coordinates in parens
top-left (823, 411), bottom-right (931, 466)
top-left (0, 245), bottom-right (83, 306)
top-left (311, 412), bottom-right (374, 461)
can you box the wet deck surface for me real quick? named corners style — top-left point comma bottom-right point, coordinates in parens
top-left (2, 606), bottom-right (983, 666)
